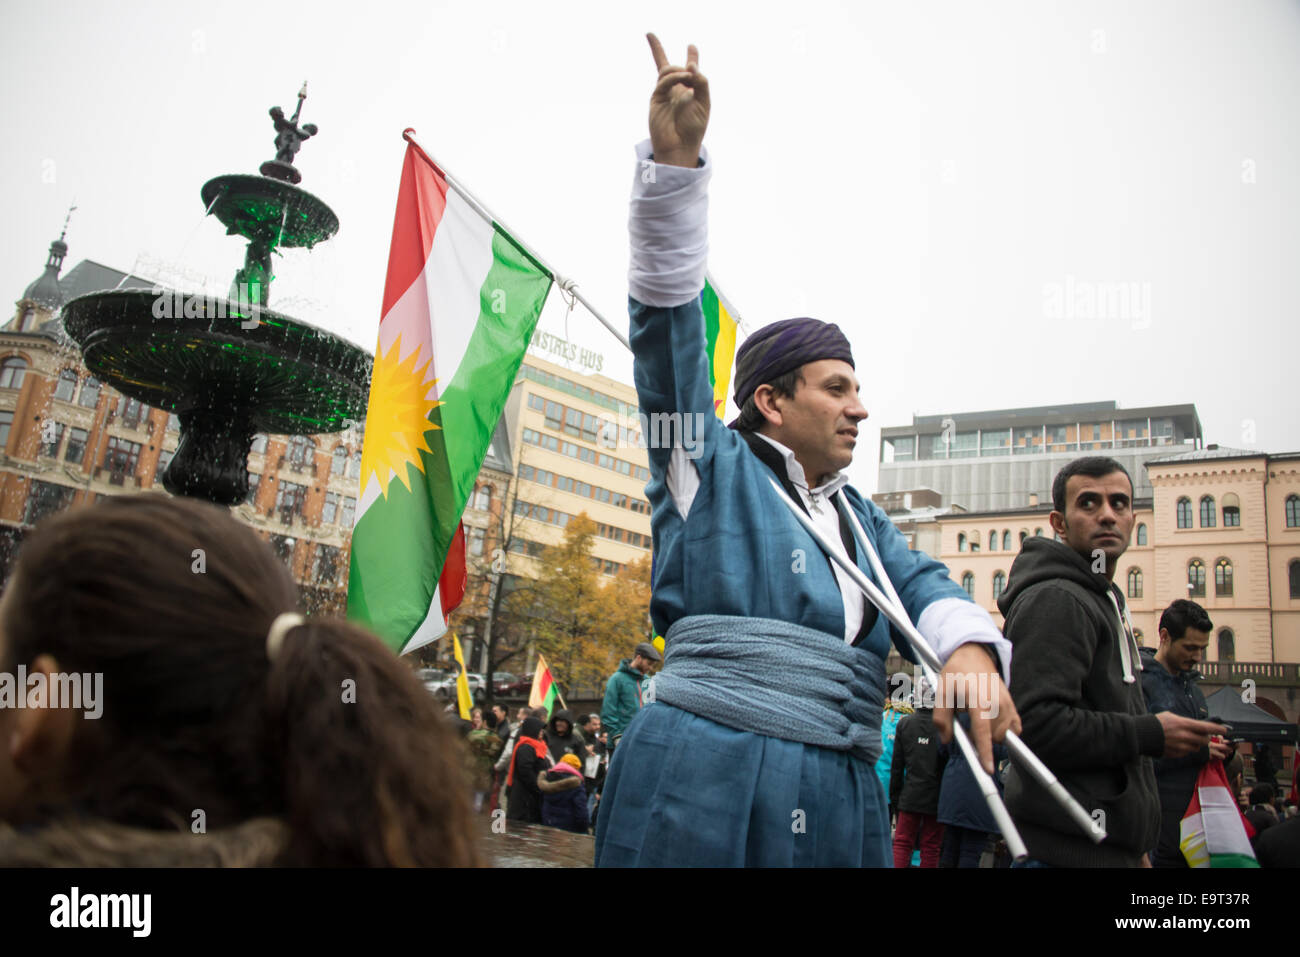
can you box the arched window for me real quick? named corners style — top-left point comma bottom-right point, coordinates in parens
top-left (0, 358), bottom-right (27, 390)
top-left (53, 369), bottom-right (78, 402)
top-left (1002, 530), bottom-right (1011, 551)
top-left (250, 433), bottom-right (268, 454)
top-left (1218, 628), bottom-right (1235, 662)
top-left (474, 485), bottom-right (492, 511)
top-left (1127, 568), bottom-right (1143, 599)
top-left (1200, 496), bottom-right (1216, 528)
top-left (1222, 493), bottom-right (1240, 528)
top-left (989, 530), bottom-right (997, 551)
top-left (958, 533), bottom-right (967, 552)
top-left (1136, 523), bottom-right (1147, 546)
top-left (331, 445), bottom-right (347, 477)
top-left (1287, 495), bottom-right (1300, 528)
top-left (992, 571), bottom-right (1007, 600)
top-left (1290, 559), bottom-right (1300, 598)
top-left (1176, 497), bottom-right (1193, 529)
top-left (1035, 527), bottom-right (1044, 537)
top-left (961, 572), bottom-right (974, 597)
top-left (1019, 530), bottom-right (1028, 545)
top-left (1188, 559), bottom-right (1206, 598)
top-left (1215, 559), bottom-right (1233, 597)
top-left (288, 435), bottom-right (314, 468)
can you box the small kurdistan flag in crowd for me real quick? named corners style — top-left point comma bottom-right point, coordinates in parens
top-left (347, 135), bottom-right (552, 654)
top-left (528, 653), bottom-right (566, 715)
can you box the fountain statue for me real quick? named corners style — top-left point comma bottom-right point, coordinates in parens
top-left (61, 85), bottom-right (369, 506)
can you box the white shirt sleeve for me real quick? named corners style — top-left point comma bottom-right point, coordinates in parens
top-left (629, 139), bottom-right (711, 308)
top-left (630, 139), bottom-right (712, 517)
top-left (916, 597), bottom-right (1013, 685)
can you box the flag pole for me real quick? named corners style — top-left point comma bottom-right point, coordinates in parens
top-left (402, 130), bottom-right (631, 351)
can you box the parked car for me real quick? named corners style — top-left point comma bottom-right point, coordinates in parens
top-left (431, 671), bottom-right (486, 703)
top-left (492, 672), bottom-right (519, 694)
top-left (417, 669), bottom-right (451, 697)
top-left (497, 673), bottom-right (534, 697)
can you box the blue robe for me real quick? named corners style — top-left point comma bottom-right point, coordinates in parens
top-left (592, 294), bottom-right (978, 867)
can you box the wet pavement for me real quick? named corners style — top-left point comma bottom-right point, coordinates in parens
top-left (474, 816), bottom-right (595, 868)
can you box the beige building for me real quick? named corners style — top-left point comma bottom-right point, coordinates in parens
top-left (498, 352), bottom-right (652, 579)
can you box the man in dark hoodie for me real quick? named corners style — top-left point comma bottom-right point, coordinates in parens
top-left (544, 709), bottom-right (592, 765)
top-left (1140, 599), bottom-right (1231, 867)
top-left (997, 456), bottom-right (1226, 866)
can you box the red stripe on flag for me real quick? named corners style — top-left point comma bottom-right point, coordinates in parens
top-left (439, 523), bottom-right (467, 620)
top-left (536, 670), bottom-right (553, 698)
top-left (380, 142), bottom-right (449, 320)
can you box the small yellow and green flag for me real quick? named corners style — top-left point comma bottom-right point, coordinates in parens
top-left (451, 631), bottom-right (474, 721)
top-left (701, 273), bottom-right (739, 421)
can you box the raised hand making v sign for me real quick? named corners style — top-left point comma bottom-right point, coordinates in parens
top-left (645, 33), bottom-right (710, 170)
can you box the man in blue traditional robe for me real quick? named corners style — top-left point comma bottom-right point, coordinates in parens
top-left (593, 35), bottom-right (1022, 867)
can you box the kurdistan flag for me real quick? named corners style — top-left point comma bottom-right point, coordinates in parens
top-left (528, 653), bottom-right (565, 716)
top-left (701, 273), bottom-right (739, 420)
top-left (1179, 760), bottom-right (1259, 868)
top-left (347, 135), bottom-right (552, 654)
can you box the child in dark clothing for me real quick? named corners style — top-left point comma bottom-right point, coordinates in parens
top-left (540, 754), bottom-right (590, 834)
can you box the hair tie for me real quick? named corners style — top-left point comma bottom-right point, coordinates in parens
top-left (266, 612), bottom-right (306, 660)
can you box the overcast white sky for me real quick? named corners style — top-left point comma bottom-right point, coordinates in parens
top-left (3, 0), bottom-right (1296, 491)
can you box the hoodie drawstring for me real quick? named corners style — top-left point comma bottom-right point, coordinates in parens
top-left (1106, 587), bottom-right (1141, 685)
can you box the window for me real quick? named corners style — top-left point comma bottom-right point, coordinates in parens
top-left (1136, 523), bottom-right (1147, 546)
top-left (1286, 495), bottom-right (1300, 528)
top-left (888, 436), bottom-right (915, 462)
top-left (78, 376), bottom-right (101, 408)
top-left (1223, 506), bottom-right (1240, 527)
top-left (544, 401), bottom-right (563, 430)
top-left (341, 496), bottom-right (357, 528)
top-left (53, 370), bottom-right (78, 402)
top-left (103, 437), bottom-right (142, 485)
top-left (312, 545), bottom-right (341, 586)
top-left (556, 476), bottom-right (574, 493)
top-left (22, 480), bottom-right (76, 526)
top-left (1199, 496), bottom-right (1216, 528)
top-left (957, 533), bottom-right (966, 552)
top-left (247, 472), bottom-right (261, 503)
top-left (988, 530), bottom-right (997, 551)
top-left (276, 480), bottom-right (306, 520)
top-left (468, 526), bottom-right (485, 557)
top-left (167, 413), bottom-right (180, 433)
top-left (287, 436), bottom-right (314, 469)
top-left (1215, 559), bottom-right (1233, 597)
top-left (1127, 568), bottom-right (1143, 599)
top-left (1034, 527), bottom-right (1044, 537)
top-left (157, 449), bottom-right (174, 474)
top-left (119, 397), bottom-right (143, 429)
top-left (970, 540), bottom-right (980, 553)
top-left (1187, 559), bottom-right (1206, 598)
top-left (961, 572), bottom-right (974, 597)
top-left (65, 427), bottom-right (88, 465)
top-left (473, 485), bottom-right (492, 511)
top-left (39, 421), bottom-right (64, 457)
top-left (251, 433), bottom-right (268, 454)
top-left (992, 571), bottom-right (1007, 600)
top-left (1176, 497), bottom-right (1193, 529)
top-left (321, 491), bottom-right (338, 524)
top-left (347, 451), bottom-right (361, 480)
top-left (269, 534), bottom-right (295, 565)
top-left (1019, 530), bottom-right (1027, 545)
top-left (0, 358), bottom-right (27, 390)
top-left (1290, 559), bottom-right (1300, 598)
top-left (332, 446), bottom-right (347, 477)
top-left (1218, 628), bottom-right (1235, 662)
top-left (527, 394), bottom-right (545, 412)
top-left (1012, 426), bottom-right (1040, 453)
top-left (1002, 530), bottom-right (1011, 551)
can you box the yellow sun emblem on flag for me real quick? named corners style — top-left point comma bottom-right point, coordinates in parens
top-left (360, 333), bottom-right (442, 498)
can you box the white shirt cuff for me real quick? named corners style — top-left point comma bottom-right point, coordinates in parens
top-left (916, 597), bottom-right (1012, 685)
top-left (629, 139), bottom-right (711, 307)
